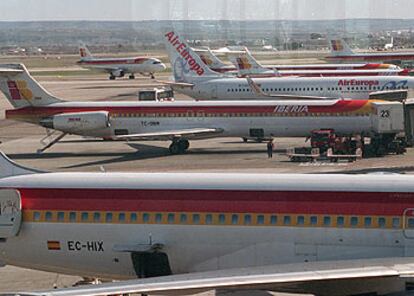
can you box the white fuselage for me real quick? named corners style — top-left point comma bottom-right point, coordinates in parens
top-left (1, 173), bottom-right (414, 279)
top-left (6, 100), bottom-right (400, 139)
top-left (77, 57), bottom-right (166, 76)
top-left (178, 76), bottom-right (414, 100)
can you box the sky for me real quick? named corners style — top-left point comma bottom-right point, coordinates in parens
top-left (0, 0), bottom-right (413, 21)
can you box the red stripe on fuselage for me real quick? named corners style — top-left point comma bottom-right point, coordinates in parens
top-left (5, 100), bottom-right (370, 119)
top-left (326, 55), bottom-right (414, 61)
top-left (16, 188), bottom-right (414, 215)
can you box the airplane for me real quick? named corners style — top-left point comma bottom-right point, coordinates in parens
top-left (384, 37), bottom-right (394, 51)
top-left (196, 45), bottom-right (402, 73)
top-left (77, 42), bottom-right (166, 80)
top-left (163, 31), bottom-right (414, 100)
top-left (226, 47), bottom-right (412, 78)
top-left (327, 37), bottom-right (414, 64)
top-left (2, 152), bottom-right (414, 296)
top-left (0, 64), bottom-right (404, 155)
top-left (192, 47), bottom-right (236, 73)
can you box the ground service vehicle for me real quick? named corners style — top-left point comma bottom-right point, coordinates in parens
top-left (138, 88), bottom-right (174, 101)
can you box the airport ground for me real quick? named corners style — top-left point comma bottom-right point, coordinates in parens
top-left (1, 54), bottom-right (414, 294)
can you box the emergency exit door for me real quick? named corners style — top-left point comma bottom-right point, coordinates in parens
top-left (402, 208), bottom-right (414, 239)
top-left (0, 189), bottom-right (22, 238)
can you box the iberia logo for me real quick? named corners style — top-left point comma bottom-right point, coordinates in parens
top-left (165, 31), bottom-right (205, 76)
top-left (79, 48), bottom-right (87, 58)
top-left (236, 55), bottom-right (252, 70)
top-left (200, 54), bottom-right (213, 66)
top-left (331, 40), bottom-right (344, 51)
top-left (7, 80), bottom-right (33, 100)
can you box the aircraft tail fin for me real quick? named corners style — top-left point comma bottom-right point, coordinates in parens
top-left (79, 42), bottom-right (94, 60)
top-left (163, 31), bottom-right (222, 83)
top-left (0, 151), bottom-right (45, 178)
top-left (194, 47), bottom-right (228, 69)
top-left (329, 38), bottom-right (355, 56)
top-left (0, 64), bottom-right (64, 108)
top-left (228, 48), bottom-right (279, 75)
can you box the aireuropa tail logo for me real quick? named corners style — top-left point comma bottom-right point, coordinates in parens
top-left (165, 31), bottom-right (205, 76)
top-left (7, 80), bottom-right (33, 100)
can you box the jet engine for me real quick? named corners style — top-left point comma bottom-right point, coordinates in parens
top-left (40, 111), bottom-right (110, 134)
top-left (111, 69), bottom-right (125, 78)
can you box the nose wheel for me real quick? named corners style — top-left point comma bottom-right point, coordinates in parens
top-left (169, 139), bottom-right (190, 154)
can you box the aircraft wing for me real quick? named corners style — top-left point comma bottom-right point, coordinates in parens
top-left (246, 76), bottom-right (334, 100)
top-left (369, 89), bottom-right (408, 101)
top-left (8, 258), bottom-right (414, 296)
top-left (156, 80), bottom-right (195, 89)
top-left (114, 127), bottom-right (224, 141)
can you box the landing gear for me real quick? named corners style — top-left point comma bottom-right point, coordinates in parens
top-left (129, 74), bottom-right (135, 79)
top-left (37, 130), bottom-right (67, 154)
top-left (109, 75), bottom-right (116, 80)
top-left (150, 73), bottom-right (155, 79)
top-left (168, 139), bottom-right (190, 154)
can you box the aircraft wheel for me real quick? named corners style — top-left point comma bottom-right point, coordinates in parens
top-left (109, 75), bottom-right (116, 80)
top-left (242, 137), bottom-right (248, 143)
top-left (129, 74), bottom-right (135, 79)
top-left (178, 139), bottom-right (190, 150)
top-left (150, 73), bottom-right (155, 79)
top-left (169, 142), bottom-right (180, 154)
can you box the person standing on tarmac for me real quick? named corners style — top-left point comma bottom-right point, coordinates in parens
top-left (267, 139), bottom-right (274, 158)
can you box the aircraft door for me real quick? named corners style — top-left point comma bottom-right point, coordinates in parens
top-left (0, 189), bottom-right (22, 238)
top-left (211, 85), bottom-right (218, 99)
top-left (402, 208), bottom-right (414, 239)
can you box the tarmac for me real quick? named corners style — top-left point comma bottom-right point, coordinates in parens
top-left (0, 71), bottom-right (413, 295)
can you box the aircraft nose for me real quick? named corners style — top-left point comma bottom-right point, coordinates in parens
top-left (159, 63), bottom-right (167, 71)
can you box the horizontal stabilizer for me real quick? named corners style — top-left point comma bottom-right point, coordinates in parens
top-left (156, 80), bottom-right (195, 89)
top-left (369, 90), bottom-right (408, 101)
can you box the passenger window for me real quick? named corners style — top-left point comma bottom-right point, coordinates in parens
top-left (155, 213), bottom-right (162, 223)
top-left (45, 211), bottom-right (53, 222)
top-left (283, 216), bottom-right (291, 225)
top-left (93, 212), bottom-right (101, 222)
top-left (244, 214), bottom-right (252, 225)
top-left (297, 216), bottom-right (305, 225)
top-left (378, 217), bottom-right (386, 228)
top-left (57, 212), bottom-right (65, 222)
top-left (231, 214), bottom-right (239, 225)
top-left (350, 216), bottom-right (358, 227)
top-left (180, 214), bottom-right (187, 224)
top-left (33, 211), bottom-right (41, 221)
top-left (392, 217), bottom-right (400, 228)
top-left (310, 216), bottom-right (317, 225)
top-left (337, 216), bottom-right (345, 227)
top-left (105, 212), bottom-right (113, 223)
top-left (219, 214), bottom-right (226, 224)
top-left (364, 217), bottom-right (372, 227)
top-left (130, 213), bottom-right (137, 222)
top-left (257, 215), bottom-right (265, 225)
top-left (323, 216), bottom-right (331, 226)
top-left (118, 213), bottom-right (126, 223)
top-left (69, 212), bottom-right (76, 222)
top-left (81, 212), bottom-right (89, 222)
top-left (205, 214), bottom-right (213, 225)
top-left (193, 214), bottom-right (200, 224)
top-left (408, 218), bottom-right (414, 229)
top-left (167, 213), bottom-right (175, 224)
top-left (270, 215), bottom-right (277, 225)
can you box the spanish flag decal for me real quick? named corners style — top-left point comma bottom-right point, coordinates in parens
top-left (47, 240), bottom-right (61, 250)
